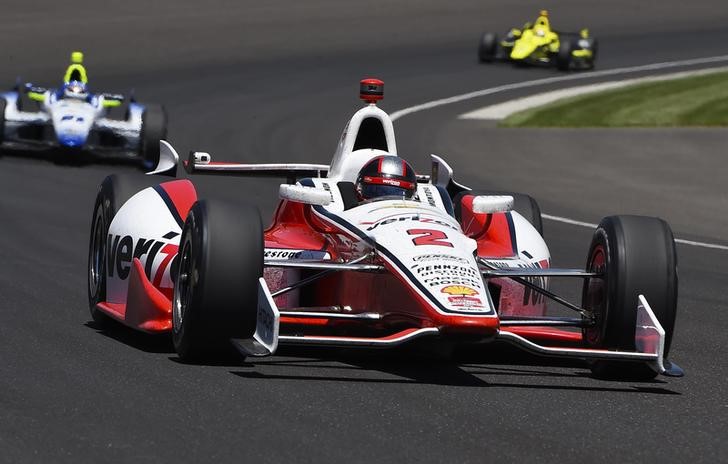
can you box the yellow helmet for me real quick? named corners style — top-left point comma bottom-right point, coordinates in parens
top-left (539, 10), bottom-right (549, 17)
top-left (71, 51), bottom-right (84, 64)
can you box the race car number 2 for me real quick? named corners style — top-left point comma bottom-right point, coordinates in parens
top-left (407, 229), bottom-right (453, 247)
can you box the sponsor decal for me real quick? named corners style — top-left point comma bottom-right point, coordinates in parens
top-left (448, 296), bottom-right (484, 308)
top-left (413, 263), bottom-right (480, 279)
top-left (422, 186), bottom-right (437, 207)
top-left (364, 176), bottom-right (404, 187)
top-left (264, 249), bottom-right (330, 260)
top-left (441, 285), bottom-right (479, 296)
top-left (363, 214), bottom-right (458, 232)
top-left (482, 258), bottom-right (550, 305)
top-left (321, 182), bottom-right (335, 202)
top-left (441, 285), bottom-right (484, 309)
top-left (424, 276), bottom-right (482, 288)
top-left (412, 254), bottom-right (469, 264)
top-left (107, 233), bottom-right (178, 286)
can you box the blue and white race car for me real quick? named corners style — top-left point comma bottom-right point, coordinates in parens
top-left (0, 52), bottom-right (166, 168)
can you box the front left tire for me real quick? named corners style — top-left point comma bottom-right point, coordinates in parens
top-left (87, 175), bottom-right (165, 326)
top-left (172, 199), bottom-right (263, 361)
top-left (582, 215), bottom-right (678, 380)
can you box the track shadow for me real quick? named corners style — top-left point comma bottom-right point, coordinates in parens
top-left (85, 319), bottom-right (249, 366)
top-left (1, 147), bottom-right (144, 169)
top-left (230, 344), bottom-right (680, 394)
top-left (85, 319), bottom-right (679, 394)
top-left (85, 320), bottom-right (174, 354)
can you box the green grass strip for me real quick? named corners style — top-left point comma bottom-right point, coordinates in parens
top-left (501, 71), bottom-right (728, 127)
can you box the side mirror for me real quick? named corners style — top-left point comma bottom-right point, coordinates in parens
top-left (279, 184), bottom-right (331, 206)
top-left (430, 154), bottom-right (453, 188)
top-left (430, 154), bottom-right (469, 195)
top-left (146, 140), bottom-right (179, 177)
top-left (472, 195), bottom-right (513, 214)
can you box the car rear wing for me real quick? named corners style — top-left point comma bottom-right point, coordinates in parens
top-left (184, 150), bottom-right (329, 182)
top-left (146, 141), bottom-right (330, 181)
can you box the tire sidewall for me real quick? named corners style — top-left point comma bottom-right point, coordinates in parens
top-left (171, 200), bottom-right (263, 361)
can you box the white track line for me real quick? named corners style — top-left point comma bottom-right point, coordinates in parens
top-left (390, 54), bottom-right (728, 121)
top-left (460, 66), bottom-right (728, 120)
top-left (389, 54), bottom-right (728, 251)
top-left (542, 214), bottom-right (728, 251)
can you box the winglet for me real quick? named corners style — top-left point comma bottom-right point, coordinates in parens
top-left (231, 278), bottom-right (280, 357)
top-left (146, 140), bottom-right (179, 177)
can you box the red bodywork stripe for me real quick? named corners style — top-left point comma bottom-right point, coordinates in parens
top-left (96, 258), bottom-right (172, 333)
top-left (159, 180), bottom-right (197, 224)
top-left (505, 327), bottom-right (584, 344)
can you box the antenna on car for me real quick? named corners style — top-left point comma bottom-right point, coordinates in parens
top-left (360, 78), bottom-right (384, 105)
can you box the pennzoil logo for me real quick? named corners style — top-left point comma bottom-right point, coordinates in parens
top-left (441, 285), bottom-right (478, 296)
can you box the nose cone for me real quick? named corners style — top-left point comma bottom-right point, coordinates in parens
top-left (58, 133), bottom-right (87, 147)
top-left (511, 41), bottom-right (534, 60)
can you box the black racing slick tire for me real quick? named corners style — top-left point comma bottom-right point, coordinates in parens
top-left (478, 33), bottom-right (498, 63)
top-left (0, 99), bottom-right (5, 151)
top-left (582, 215), bottom-right (678, 380)
top-left (140, 104), bottom-right (167, 170)
top-left (87, 174), bottom-right (164, 326)
top-left (172, 200), bottom-right (263, 362)
top-left (556, 39), bottom-right (574, 71)
top-left (589, 38), bottom-right (599, 69)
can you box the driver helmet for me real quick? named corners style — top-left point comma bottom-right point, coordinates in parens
top-left (356, 155), bottom-right (417, 200)
top-left (63, 80), bottom-right (88, 99)
top-left (535, 10), bottom-right (550, 30)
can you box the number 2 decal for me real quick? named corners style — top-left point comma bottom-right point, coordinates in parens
top-left (407, 229), bottom-right (453, 247)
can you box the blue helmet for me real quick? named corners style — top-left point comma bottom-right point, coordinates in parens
top-left (63, 80), bottom-right (88, 99)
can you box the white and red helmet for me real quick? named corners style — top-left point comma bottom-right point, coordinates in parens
top-left (356, 155), bottom-right (417, 200)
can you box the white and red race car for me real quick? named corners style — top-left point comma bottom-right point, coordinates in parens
top-left (87, 79), bottom-right (682, 380)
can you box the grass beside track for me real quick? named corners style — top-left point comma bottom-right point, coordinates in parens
top-left (501, 70), bottom-right (728, 127)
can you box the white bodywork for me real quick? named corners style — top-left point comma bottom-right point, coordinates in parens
top-left (106, 187), bottom-right (182, 304)
top-left (1, 90), bottom-right (143, 152)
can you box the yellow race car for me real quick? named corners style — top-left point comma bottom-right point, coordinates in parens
top-left (478, 10), bottom-right (597, 71)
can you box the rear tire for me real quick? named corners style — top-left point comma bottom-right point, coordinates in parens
top-left (140, 104), bottom-right (167, 170)
top-left (87, 174), bottom-right (166, 327)
top-left (478, 33), bottom-right (498, 63)
top-left (556, 39), bottom-right (574, 71)
top-left (15, 92), bottom-right (39, 112)
top-left (0, 99), bottom-right (6, 152)
top-left (172, 200), bottom-right (263, 362)
top-left (582, 215), bottom-right (678, 380)
top-left (589, 38), bottom-right (599, 69)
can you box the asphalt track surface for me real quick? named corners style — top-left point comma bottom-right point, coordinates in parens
top-left (1, 1), bottom-right (727, 462)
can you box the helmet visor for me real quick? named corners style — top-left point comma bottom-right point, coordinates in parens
top-left (360, 184), bottom-right (413, 200)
